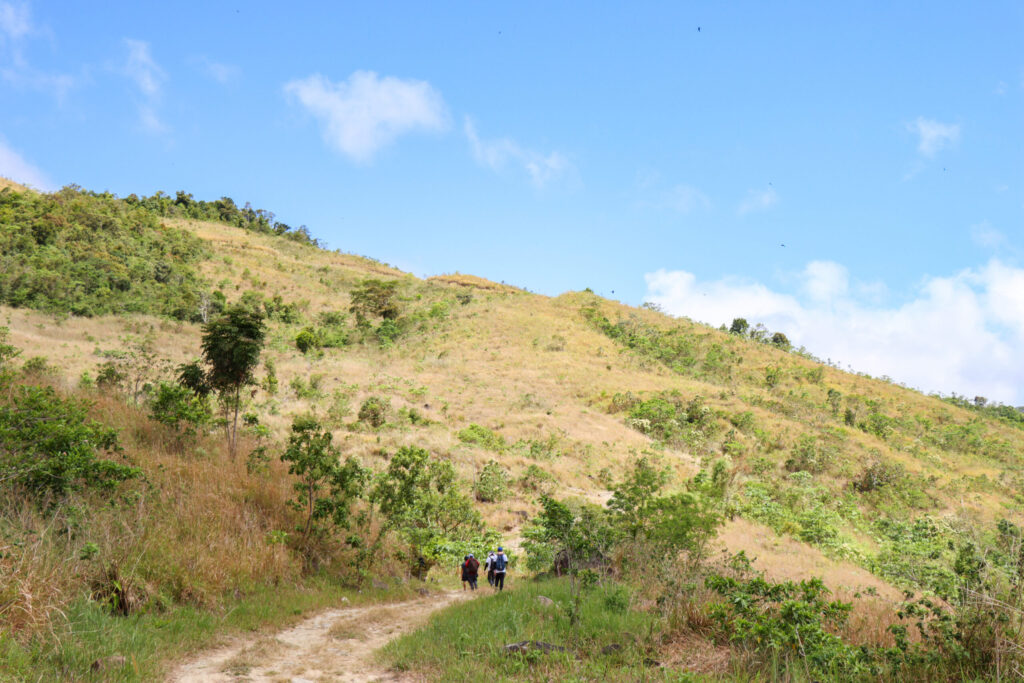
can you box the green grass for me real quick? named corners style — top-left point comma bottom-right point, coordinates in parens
top-left (380, 576), bottom-right (680, 682)
top-left (0, 576), bottom-right (421, 682)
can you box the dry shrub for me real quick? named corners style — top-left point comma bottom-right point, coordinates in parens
top-left (0, 383), bottom-right (308, 641)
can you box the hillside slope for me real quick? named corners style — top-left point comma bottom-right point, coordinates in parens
top-left (6, 185), bottom-right (1023, 594)
top-left (3, 183), bottom-right (1024, 679)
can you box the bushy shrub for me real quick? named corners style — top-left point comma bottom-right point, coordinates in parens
top-left (474, 460), bottom-right (510, 502)
top-left (0, 384), bottom-right (140, 498)
top-left (358, 396), bottom-right (390, 427)
top-left (148, 381), bottom-right (212, 441)
top-left (457, 423), bottom-right (505, 451)
top-left (295, 327), bottom-right (321, 353)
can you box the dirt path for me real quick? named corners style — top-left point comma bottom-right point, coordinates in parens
top-left (168, 591), bottom-right (472, 683)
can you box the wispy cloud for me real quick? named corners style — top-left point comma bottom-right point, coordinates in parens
top-left (664, 184), bottom-right (710, 213)
top-left (737, 187), bottom-right (778, 215)
top-left (644, 259), bottom-right (1024, 404)
top-left (0, 1), bottom-right (75, 98)
top-left (464, 116), bottom-right (573, 188)
top-left (284, 71), bottom-right (448, 163)
top-left (971, 221), bottom-right (1005, 249)
top-left (194, 56), bottom-right (239, 85)
top-left (907, 117), bottom-right (960, 157)
top-left (0, 2), bottom-right (30, 41)
top-left (121, 39), bottom-right (166, 133)
top-left (0, 135), bottom-right (52, 190)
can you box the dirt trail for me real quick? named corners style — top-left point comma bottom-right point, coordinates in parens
top-left (168, 591), bottom-right (471, 683)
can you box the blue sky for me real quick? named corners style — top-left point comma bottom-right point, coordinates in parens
top-left (1, 2), bottom-right (1023, 403)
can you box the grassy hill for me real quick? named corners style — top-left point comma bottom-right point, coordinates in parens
top-left (2, 181), bottom-right (1022, 680)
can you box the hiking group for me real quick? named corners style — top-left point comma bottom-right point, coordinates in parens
top-left (459, 547), bottom-right (509, 591)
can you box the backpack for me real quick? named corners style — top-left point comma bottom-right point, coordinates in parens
top-left (467, 557), bottom-right (480, 572)
top-left (493, 553), bottom-right (507, 572)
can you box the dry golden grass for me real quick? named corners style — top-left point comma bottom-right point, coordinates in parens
top-left (7, 212), bottom-right (1024, 616)
top-left (0, 386), bottom-right (304, 641)
top-left (0, 176), bottom-right (30, 193)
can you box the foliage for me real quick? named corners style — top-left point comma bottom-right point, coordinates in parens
top-left (0, 186), bottom-right (210, 319)
top-left (0, 383), bottom-right (139, 498)
top-left (705, 574), bottom-right (868, 677)
top-left (280, 416), bottom-right (369, 541)
top-left (457, 423), bottom-right (505, 451)
top-left (474, 459), bottom-right (509, 502)
top-left (729, 318), bottom-right (749, 335)
top-left (349, 278), bottom-right (400, 321)
top-left (625, 393), bottom-right (720, 451)
top-left (147, 381), bottom-right (212, 443)
top-left (357, 396), bottom-right (390, 427)
top-left (371, 446), bottom-right (484, 577)
top-left (199, 305), bottom-right (266, 457)
top-left (295, 327), bottom-right (321, 354)
top-left (523, 496), bottom-right (615, 625)
top-left (582, 307), bottom-right (736, 380)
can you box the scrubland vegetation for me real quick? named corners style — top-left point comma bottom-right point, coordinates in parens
top-left (1, 181), bottom-right (1023, 680)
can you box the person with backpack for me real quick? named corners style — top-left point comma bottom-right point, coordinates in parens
top-left (461, 553), bottom-right (480, 590)
top-left (484, 551), bottom-right (497, 586)
top-left (492, 547), bottom-right (509, 591)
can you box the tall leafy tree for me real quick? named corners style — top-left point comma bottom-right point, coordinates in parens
top-left (200, 304), bottom-right (266, 458)
top-left (280, 415), bottom-right (368, 541)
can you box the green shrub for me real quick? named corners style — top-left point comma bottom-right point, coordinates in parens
top-left (0, 186), bottom-right (210, 319)
top-left (474, 460), bottom-right (510, 502)
top-left (295, 327), bottom-right (321, 354)
top-left (784, 435), bottom-right (833, 474)
top-left (0, 383), bottom-right (140, 498)
top-left (357, 396), bottom-right (390, 428)
top-left (519, 464), bottom-right (556, 493)
top-left (706, 575), bottom-right (867, 676)
top-left (148, 381), bottom-right (212, 441)
top-left (457, 423), bottom-right (505, 451)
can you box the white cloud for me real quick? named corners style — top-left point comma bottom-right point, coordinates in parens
top-left (0, 2), bottom-right (30, 41)
top-left (802, 261), bottom-right (849, 304)
top-left (464, 117), bottom-right (573, 188)
top-left (737, 187), bottom-right (778, 215)
top-left (0, 136), bottom-right (52, 190)
top-left (970, 221), bottom-right (1006, 249)
top-left (0, 2), bottom-right (75, 98)
top-left (121, 39), bottom-right (165, 132)
top-left (284, 71), bottom-right (448, 163)
top-left (194, 56), bottom-right (239, 84)
top-left (123, 38), bottom-right (162, 97)
top-left (907, 117), bottom-right (960, 157)
top-left (644, 259), bottom-right (1024, 404)
top-left (664, 184), bottom-right (711, 213)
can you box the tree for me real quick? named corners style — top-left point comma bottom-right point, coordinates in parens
top-left (200, 305), bottom-right (266, 458)
top-left (770, 332), bottom-right (791, 350)
top-left (524, 496), bottom-right (614, 626)
top-left (729, 318), bottom-right (749, 335)
top-left (349, 279), bottom-right (400, 321)
top-left (280, 416), bottom-right (368, 542)
top-left (372, 446), bottom-right (483, 577)
top-left (607, 456), bottom-right (670, 539)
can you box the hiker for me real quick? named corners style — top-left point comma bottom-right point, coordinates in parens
top-left (458, 555), bottom-right (470, 590)
top-left (484, 551), bottom-right (497, 586)
top-left (492, 546), bottom-right (509, 591)
top-left (461, 553), bottom-right (480, 590)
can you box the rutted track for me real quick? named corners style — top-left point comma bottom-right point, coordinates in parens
top-left (168, 591), bottom-right (471, 683)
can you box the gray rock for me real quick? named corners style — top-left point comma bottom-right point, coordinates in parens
top-left (504, 640), bottom-right (566, 655)
top-left (90, 655), bottom-right (126, 672)
top-left (536, 595), bottom-right (555, 607)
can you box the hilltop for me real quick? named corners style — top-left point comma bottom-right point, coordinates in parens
top-left (2, 181), bottom-right (1023, 680)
